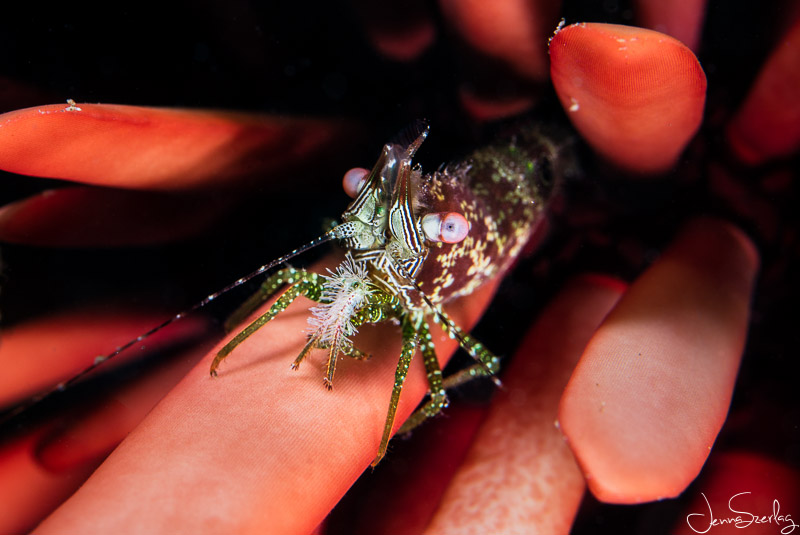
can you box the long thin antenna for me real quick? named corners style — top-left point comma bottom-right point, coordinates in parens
top-left (1, 229), bottom-right (339, 423)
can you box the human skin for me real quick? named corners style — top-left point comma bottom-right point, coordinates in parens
top-left (32, 257), bottom-right (501, 535)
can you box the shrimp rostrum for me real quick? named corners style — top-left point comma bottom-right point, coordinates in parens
top-left (209, 121), bottom-right (565, 465)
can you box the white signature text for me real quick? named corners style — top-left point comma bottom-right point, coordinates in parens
top-left (686, 492), bottom-right (797, 534)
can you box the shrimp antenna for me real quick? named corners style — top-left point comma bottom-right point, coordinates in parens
top-left (1, 228), bottom-right (341, 423)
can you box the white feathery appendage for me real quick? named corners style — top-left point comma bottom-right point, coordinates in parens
top-left (307, 254), bottom-right (373, 353)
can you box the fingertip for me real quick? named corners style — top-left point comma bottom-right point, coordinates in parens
top-left (351, 0), bottom-right (436, 62)
top-left (440, 0), bottom-right (559, 82)
top-left (559, 218), bottom-right (758, 503)
top-left (725, 18), bottom-right (800, 165)
top-left (549, 23), bottom-right (707, 174)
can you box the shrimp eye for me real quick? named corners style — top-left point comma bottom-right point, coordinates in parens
top-left (421, 212), bottom-right (470, 244)
top-left (343, 167), bottom-right (369, 198)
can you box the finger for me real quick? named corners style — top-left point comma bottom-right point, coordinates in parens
top-left (0, 103), bottom-right (354, 191)
top-left (349, 0), bottom-right (436, 62)
top-left (439, 0), bottom-right (560, 120)
top-left (559, 217), bottom-right (759, 503)
top-left (439, 0), bottom-right (558, 82)
top-left (549, 23), bottom-right (707, 174)
top-left (633, 0), bottom-right (707, 52)
top-left (726, 18), bottom-right (800, 165)
top-left (0, 311), bottom-right (210, 532)
top-left (32, 254), bottom-right (501, 535)
top-left (423, 274), bottom-right (625, 534)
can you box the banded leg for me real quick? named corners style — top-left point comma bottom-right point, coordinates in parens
top-left (398, 313), bottom-right (501, 436)
top-left (305, 339), bottom-right (371, 364)
top-left (441, 359), bottom-right (500, 390)
top-left (322, 338), bottom-right (376, 389)
top-left (398, 319), bottom-right (449, 434)
top-left (350, 295), bottom-right (403, 326)
top-left (210, 271), bottom-right (323, 376)
top-left (373, 316), bottom-right (418, 466)
top-left (290, 334), bottom-right (319, 371)
top-left (322, 330), bottom-right (345, 390)
top-left (438, 308), bottom-right (502, 386)
top-left (288, 332), bottom-right (370, 380)
top-left (224, 268), bottom-right (306, 332)
top-left (340, 343), bottom-right (370, 361)
top-left (336, 295), bottom-right (406, 365)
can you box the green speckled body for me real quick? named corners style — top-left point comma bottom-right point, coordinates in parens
top-left (413, 126), bottom-right (567, 306)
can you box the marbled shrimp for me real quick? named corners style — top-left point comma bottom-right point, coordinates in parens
top-left (209, 120), bottom-right (571, 464)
